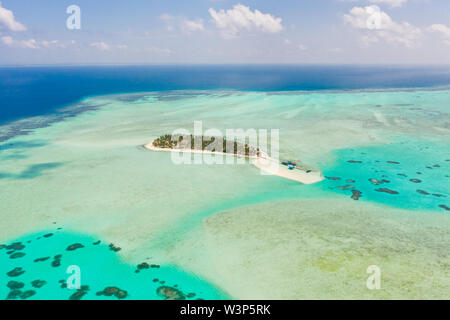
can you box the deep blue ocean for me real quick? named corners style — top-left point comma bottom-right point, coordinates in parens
top-left (2, 65), bottom-right (450, 124)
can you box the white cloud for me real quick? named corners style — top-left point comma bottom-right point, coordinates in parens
top-left (369, 0), bottom-right (408, 8)
top-left (0, 1), bottom-right (26, 31)
top-left (160, 14), bottom-right (176, 32)
top-left (1, 35), bottom-right (13, 45)
top-left (208, 4), bottom-right (283, 38)
top-left (285, 39), bottom-right (308, 51)
top-left (90, 41), bottom-right (110, 51)
top-left (159, 13), bottom-right (174, 21)
top-left (182, 19), bottom-right (205, 34)
top-left (344, 6), bottom-right (421, 47)
top-left (147, 46), bottom-right (172, 55)
top-left (1, 36), bottom-right (38, 49)
top-left (1, 37), bottom-right (120, 51)
top-left (20, 39), bottom-right (38, 50)
top-left (340, 0), bottom-right (408, 8)
top-left (42, 40), bottom-right (68, 49)
top-left (428, 24), bottom-right (450, 38)
top-left (428, 24), bottom-right (450, 46)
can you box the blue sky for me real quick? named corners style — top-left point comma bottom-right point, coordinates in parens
top-left (0, 0), bottom-right (449, 65)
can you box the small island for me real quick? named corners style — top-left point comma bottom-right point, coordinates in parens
top-left (151, 134), bottom-right (260, 157)
top-left (145, 134), bottom-right (324, 185)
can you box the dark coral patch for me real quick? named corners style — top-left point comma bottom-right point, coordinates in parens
top-left (31, 280), bottom-right (47, 288)
top-left (7, 281), bottom-right (24, 289)
top-left (96, 286), bottom-right (128, 299)
top-left (115, 289), bottom-right (128, 299)
top-left (109, 243), bottom-right (121, 252)
top-left (93, 240), bottom-right (101, 245)
top-left (337, 185), bottom-right (355, 190)
top-left (368, 178), bottom-right (390, 185)
top-left (387, 161), bottom-right (400, 164)
top-left (326, 177), bottom-right (341, 180)
top-left (375, 188), bottom-right (399, 195)
top-left (6, 289), bottom-right (22, 300)
top-left (156, 286), bottom-right (186, 300)
top-left (135, 262), bottom-right (150, 273)
top-left (20, 290), bottom-right (36, 300)
top-left (439, 205), bottom-right (450, 211)
top-left (347, 160), bottom-right (362, 163)
top-left (51, 260), bottom-right (61, 267)
top-left (432, 194), bottom-right (446, 198)
top-left (6, 242), bottom-right (25, 251)
top-left (43, 233), bottom-right (53, 238)
top-left (417, 190), bottom-right (429, 195)
top-left (51, 254), bottom-right (62, 267)
top-left (66, 243), bottom-right (84, 251)
top-left (34, 256), bottom-right (50, 263)
top-left (351, 190), bottom-right (361, 200)
top-left (69, 285), bottom-right (90, 300)
top-left (7, 267), bottom-right (25, 277)
top-left (69, 290), bottom-right (87, 300)
top-left (9, 252), bottom-right (26, 259)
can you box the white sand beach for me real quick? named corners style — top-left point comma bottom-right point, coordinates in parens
top-left (144, 142), bottom-right (325, 185)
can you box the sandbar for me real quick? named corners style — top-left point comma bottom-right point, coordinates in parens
top-left (144, 141), bottom-right (325, 185)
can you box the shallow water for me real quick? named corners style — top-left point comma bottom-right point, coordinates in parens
top-left (0, 89), bottom-right (449, 299)
top-left (322, 140), bottom-right (450, 210)
top-left (0, 229), bottom-right (227, 300)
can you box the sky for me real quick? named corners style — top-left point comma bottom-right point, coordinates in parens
top-left (0, 0), bottom-right (449, 65)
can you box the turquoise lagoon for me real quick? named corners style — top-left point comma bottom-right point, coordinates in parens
top-left (0, 89), bottom-right (449, 299)
top-left (0, 229), bottom-right (227, 300)
top-left (322, 140), bottom-right (450, 210)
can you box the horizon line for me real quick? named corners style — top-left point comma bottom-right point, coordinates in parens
top-left (2, 62), bottom-right (450, 68)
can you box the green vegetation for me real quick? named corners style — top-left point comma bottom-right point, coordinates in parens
top-left (152, 134), bottom-right (260, 157)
